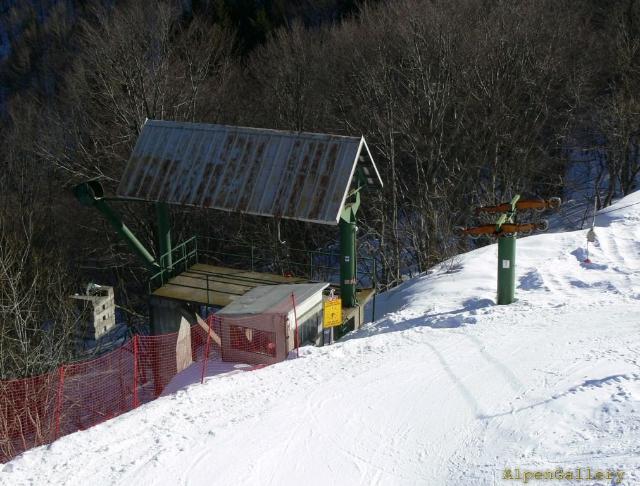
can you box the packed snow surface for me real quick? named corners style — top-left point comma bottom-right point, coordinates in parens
top-left (2, 192), bottom-right (640, 485)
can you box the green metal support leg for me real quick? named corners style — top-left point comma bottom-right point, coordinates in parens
top-left (156, 202), bottom-right (172, 270)
top-left (339, 175), bottom-right (363, 309)
top-left (95, 199), bottom-right (158, 271)
top-left (497, 236), bottom-right (516, 305)
top-left (74, 181), bottom-right (159, 271)
top-left (339, 217), bottom-right (357, 308)
top-left (74, 182), bottom-right (159, 271)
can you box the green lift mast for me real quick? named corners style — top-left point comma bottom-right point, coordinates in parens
top-left (495, 196), bottom-right (520, 305)
top-left (457, 195), bottom-right (561, 305)
top-left (340, 169), bottom-right (367, 308)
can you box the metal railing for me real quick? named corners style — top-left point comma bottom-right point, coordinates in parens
top-left (148, 237), bottom-right (199, 293)
top-left (148, 236), bottom-right (377, 297)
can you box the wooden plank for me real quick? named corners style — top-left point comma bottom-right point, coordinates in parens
top-left (152, 263), bottom-right (308, 306)
top-left (195, 314), bottom-right (221, 346)
top-left (191, 263), bottom-right (308, 284)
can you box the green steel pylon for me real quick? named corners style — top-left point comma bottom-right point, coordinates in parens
top-left (495, 195), bottom-right (520, 305)
top-left (456, 194), bottom-right (560, 306)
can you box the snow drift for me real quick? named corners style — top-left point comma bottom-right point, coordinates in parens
top-left (2, 191), bottom-right (639, 486)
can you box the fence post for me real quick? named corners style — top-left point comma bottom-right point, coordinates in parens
top-left (54, 366), bottom-right (65, 440)
top-left (201, 316), bottom-right (212, 384)
top-left (291, 293), bottom-right (299, 358)
top-left (133, 335), bottom-right (139, 408)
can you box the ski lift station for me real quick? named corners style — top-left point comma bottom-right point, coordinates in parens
top-left (74, 119), bottom-right (383, 361)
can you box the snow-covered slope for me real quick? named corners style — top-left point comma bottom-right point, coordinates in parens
top-left (2, 193), bottom-right (640, 486)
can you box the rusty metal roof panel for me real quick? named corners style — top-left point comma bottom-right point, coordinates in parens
top-left (117, 120), bottom-right (382, 225)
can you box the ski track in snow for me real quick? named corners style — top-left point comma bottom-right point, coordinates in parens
top-left (2, 191), bottom-right (640, 485)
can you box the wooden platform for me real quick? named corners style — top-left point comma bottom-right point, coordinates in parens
top-left (152, 263), bottom-right (377, 334)
top-left (152, 263), bottom-right (308, 307)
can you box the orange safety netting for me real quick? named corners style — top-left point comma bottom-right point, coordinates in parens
top-left (0, 293), bottom-right (299, 463)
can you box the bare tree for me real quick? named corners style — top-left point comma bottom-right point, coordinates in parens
top-left (0, 213), bottom-right (78, 380)
top-left (596, 2), bottom-right (640, 204)
top-left (50, 0), bottom-right (235, 183)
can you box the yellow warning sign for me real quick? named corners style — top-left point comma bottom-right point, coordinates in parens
top-left (323, 298), bottom-right (342, 328)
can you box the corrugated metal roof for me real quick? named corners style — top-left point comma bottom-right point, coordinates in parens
top-left (116, 120), bottom-right (383, 225)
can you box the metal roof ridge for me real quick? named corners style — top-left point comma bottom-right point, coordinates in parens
top-left (143, 119), bottom-right (362, 141)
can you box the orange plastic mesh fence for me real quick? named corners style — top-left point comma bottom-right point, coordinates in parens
top-left (58, 342), bottom-right (136, 437)
top-left (0, 372), bottom-right (58, 462)
top-left (229, 325), bottom-right (277, 357)
top-left (217, 314), bottom-right (285, 365)
top-left (0, 293), bottom-right (297, 463)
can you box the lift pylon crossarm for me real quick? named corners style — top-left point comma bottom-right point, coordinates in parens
top-left (500, 222), bottom-right (549, 234)
top-left (456, 221), bottom-right (549, 238)
top-left (475, 197), bottom-right (562, 215)
top-left (456, 225), bottom-right (502, 237)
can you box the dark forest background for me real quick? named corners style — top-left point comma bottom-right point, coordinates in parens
top-left (1, 0), bottom-right (639, 378)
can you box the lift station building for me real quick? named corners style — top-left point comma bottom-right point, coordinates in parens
top-left (75, 119), bottom-right (383, 358)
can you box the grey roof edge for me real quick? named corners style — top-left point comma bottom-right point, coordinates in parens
top-left (360, 138), bottom-right (384, 188)
top-left (107, 193), bottom-right (345, 226)
top-left (333, 136), bottom-right (384, 223)
top-left (144, 119), bottom-right (362, 143)
top-left (334, 138), bottom-right (365, 223)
